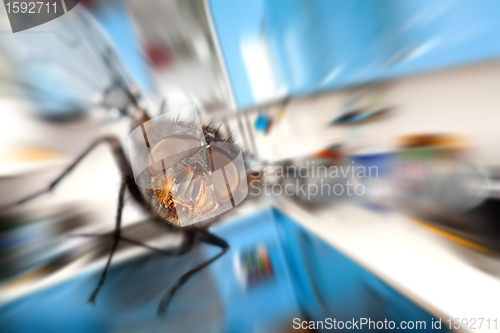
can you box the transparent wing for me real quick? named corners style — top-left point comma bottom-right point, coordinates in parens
top-left (0, 4), bottom-right (140, 118)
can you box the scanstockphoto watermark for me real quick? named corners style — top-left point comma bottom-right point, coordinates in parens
top-left (293, 317), bottom-right (498, 330)
top-left (248, 160), bottom-right (379, 199)
top-left (293, 318), bottom-right (439, 330)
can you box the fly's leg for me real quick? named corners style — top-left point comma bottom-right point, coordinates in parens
top-left (87, 176), bottom-right (127, 305)
top-left (0, 136), bottom-right (132, 211)
top-left (74, 175), bottom-right (194, 305)
top-left (157, 230), bottom-right (229, 317)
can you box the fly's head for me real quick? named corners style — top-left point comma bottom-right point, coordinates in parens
top-left (129, 109), bottom-right (247, 228)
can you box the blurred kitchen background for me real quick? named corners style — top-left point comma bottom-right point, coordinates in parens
top-left (0, 0), bottom-right (500, 332)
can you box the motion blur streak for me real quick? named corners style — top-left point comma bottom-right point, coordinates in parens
top-left (1, 1), bottom-right (500, 332)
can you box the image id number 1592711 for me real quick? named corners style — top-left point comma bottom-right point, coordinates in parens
top-left (446, 318), bottom-right (497, 330)
top-left (5, 1), bottom-right (57, 14)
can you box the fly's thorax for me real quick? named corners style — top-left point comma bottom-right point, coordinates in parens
top-left (128, 107), bottom-right (248, 227)
top-left (150, 145), bottom-right (219, 225)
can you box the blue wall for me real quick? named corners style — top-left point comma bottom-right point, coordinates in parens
top-left (210, 0), bottom-right (500, 109)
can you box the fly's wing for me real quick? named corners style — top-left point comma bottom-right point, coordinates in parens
top-left (0, 4), bottom-right (140, 119)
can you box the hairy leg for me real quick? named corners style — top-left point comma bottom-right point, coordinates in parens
top-left (84, 176), bottom-right (195, 304)
top-left (70, 231), bottom-right (195, 256)
top-left (0, 136), bottom-right (132, 211)
top-left (119, 234), bottom-right (194, 256)
top-left (157, 230), bottom-right (230, 317)
top-left (87, 176), bottom-right (127, 305)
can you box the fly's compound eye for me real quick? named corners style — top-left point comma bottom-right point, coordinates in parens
top-left (147, 134), bottom-right (201, 175)
top-left (204, 141), bottom-right (247, 219)
top-left (210, 145), bottom-right (240, 205)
